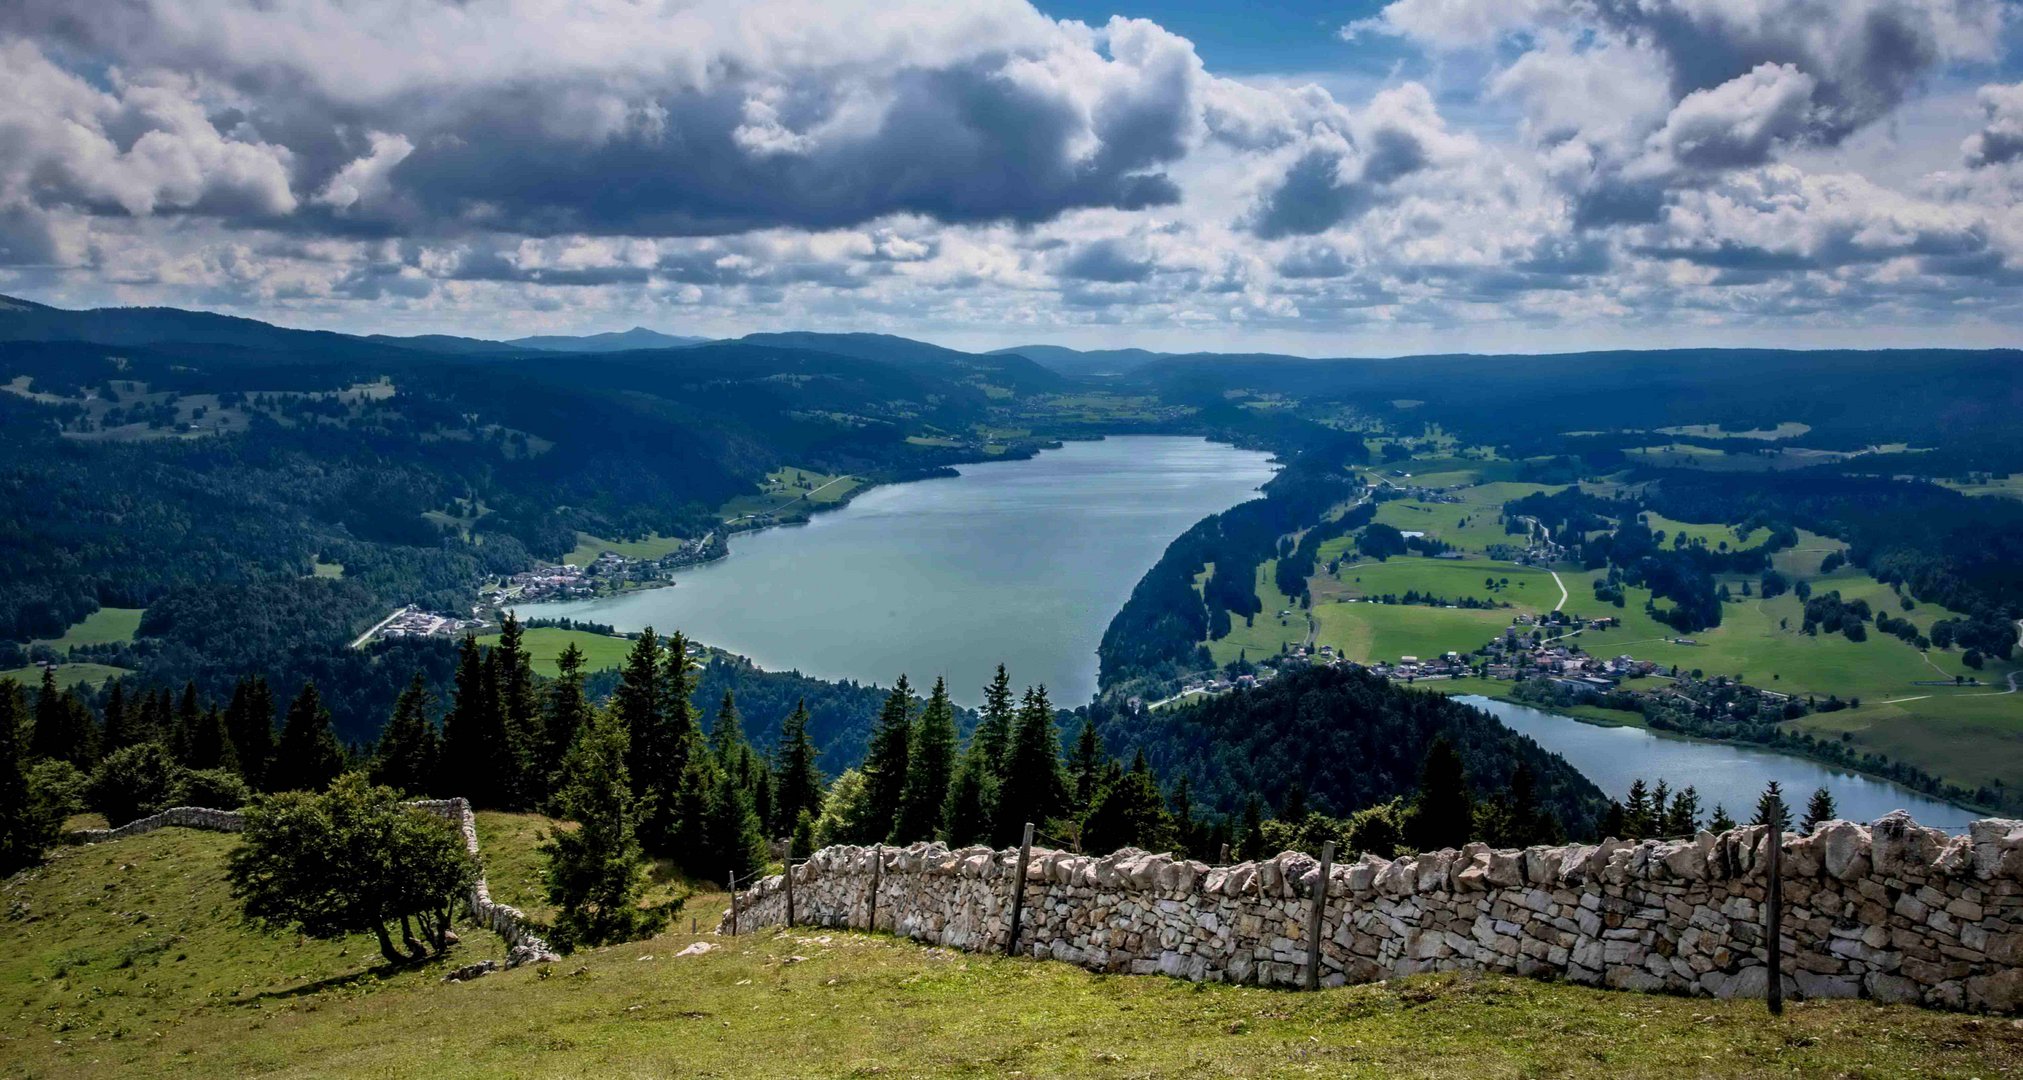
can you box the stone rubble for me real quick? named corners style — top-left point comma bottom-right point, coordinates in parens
top-left (720, 812), bottom-right (2023, 1013)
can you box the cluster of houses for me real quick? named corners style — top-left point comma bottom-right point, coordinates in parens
top-left (374, 606), bottom-right (486, 641)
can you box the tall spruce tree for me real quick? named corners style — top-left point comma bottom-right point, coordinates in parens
top-left (0, 678), bottom-right (50, 874)
top-left (993, 685), bottom-right (1066, 845)
top-left (439, 634), bottom-right (515, 808)
top-left (492, 613), bottom-right (540, 803)
top-left (541, 642), bottom-right (593, 792)
top-left (709, 690), bottom-right (744, 764)
top-left (941, 741), bottom-right (997, 847)
top-left (1404, 737), bottom-right (1473, 852)
top-left (99, 680), bottom-right (136, 754)
top-left (893, 677), bottom-right (956, 843)
top-left (624, 629), bottom-right (697, 853)
top-left (860, 676), bottom-right (914, 842)
top-left (1800, 787), bottom-right (1837, 834)
top-left (29, 668), bottom-right (96, 768)
top-left (225, 677), bottom-right (275, 790)
top-left (183, 704), bottom-right (234, 772)
top-left (543, 711), bottom-right (662, 950)
top-left (1069, 715), bottom-right (1104, 813)
top-left (774, 699), bottom-right (823, 829)
top-left (1664, 785), bottom-right (1703, 836)
top-left (1753, 780), bottom-right (1790, 830)
top-left (1708, 804), bottom-right (1738, 832)
top-left (169, 682), bottom-right (201, 764)
top-left (699, 760), bottom-right (769, 885)
top-left (1080, 752), bottom-right (1174, 856)
top-left (974, 665), bottom-right (1016, 778)
top-left (269, 682), bottom-right (344, 793)
top-left (372, 674), bottom-right (439, 795)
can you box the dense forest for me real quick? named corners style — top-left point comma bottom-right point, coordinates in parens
top-left (1089, 665), bottom-right (1611, 838)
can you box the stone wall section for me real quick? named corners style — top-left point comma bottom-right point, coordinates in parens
top-left (66, 798), bottom-right (560, 966)
top-left (723, 812), bottom-right (2023, 1013)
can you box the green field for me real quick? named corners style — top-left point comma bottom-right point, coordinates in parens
top-left (1636, 513), bottom-right (1764, 551)
top-left (564, 531), bottom-right (691, 566)
top-left (1792, 691), bottom-right (2023, 801)
top-left (31, 606), bottom-right (144, 650)
top-left (1368, 481), bottom-right (1560, 554)
top-left (1937, 473), bottom-right (2023, 500)
top-left (310, 559), bottom-right (346, 579)
top-left (1312, 601), bottom-right (1516, 663)
top-left (475, 627), bottom-right (636, 676)
top-left (3, 826), bottom-right (2014, 1078)
top-left (719, 466), bottom-right (862, 521)
top-left (1201, 561), bottom-right (1305, 667)
top-left (0, 662), bottom-right (131, 691)
top-left (1317, 556), bottom-right (1560, 613)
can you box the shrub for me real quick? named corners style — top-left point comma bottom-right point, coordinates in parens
top-left (87, 744), bottom-right (183, 827)
top-left (176, 768), bottom-right (251, 810)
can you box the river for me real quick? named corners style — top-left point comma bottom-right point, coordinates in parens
top-left (1460, 696), bottom-right (1974, 831)
top-left (520, 436), bottom-right (1279, 706)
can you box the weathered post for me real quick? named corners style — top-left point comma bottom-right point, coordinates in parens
top-left (1303, 841), bottom-right (1336, 991)
top-left (783, 838), bottom-right (797, 929)
top-left (866, 844), bottom-right (882, 932)
top-left (728, 871), bottom-right (740, 937)
top-left (1765, 818), bottom-right (1784, 1016)
top-left (1218, 842), bottom-right (1231, 864)
top-left (1005, 821), bottom-right (1034, 956)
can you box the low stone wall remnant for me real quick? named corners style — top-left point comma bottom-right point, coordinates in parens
top-left (721, 812), bottom-right (2023, 1013)
top-left (66, 798), bottom-right (560, 966)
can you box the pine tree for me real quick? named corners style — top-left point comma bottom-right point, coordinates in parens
top-left (709, 690), bottom-right (743, 764)
top-left (612, 628), bottom-right (664, 794)
top-left (543, 711), bottom-right (663, 950)
top-left (1622, 779), bottom-right (1652, 838)
top-left (99, 679), bottom-right (136, 753)
top-left (371, 674), bottom-right (439, 795)
top-left (1486, 760), bottom-right (1551, 847)
top-left (1664, 785), bottom-right (1702, 835)
top-left (492, 613), bottom-right (540, 804)
top-left (941, 744), bottom-right (997, 847)
top-left (269, 682), bottom-right (344, 793)
top-left (974, 664), bottom-right (1015, 778)
top-left (700, 760), bottom-right (769, 886)
top-left (1279, 781), bottom-right (1308, 825)
top-left (993, 685), bottom-right (1066, 845)
top-left (169, 682), bottom-right (202, 764)
top-left (1753, 780), bottom-right (1790, 830)
top-left (1404, 737), bottom-right (1472, 852)
top-left (140, 688), bottom-right (173, 752)
top-left (1708, 804), bottom-right (1738, 833)
top-left (225, 677), bottom-right (275, 790)
top-left (439, 634), bottom-right (515, 808)
top-left (893, 677), bottom-right (956, 843)
top-left (541, 643), bottom-right (592, 793)
top-left (1081, 754), bottom-right (1175, 855)
top-left (29, 668), bottom-right (96, 768)
top-left (1800, 787), bottom-right (1837, 834)
top-left (1069, 715), bottom-right (1104, 813)
top-left (183, 704), bottom-right (234, 772)
top-left (622, 629), bottom-right (697, 853)
top-left (1236, 793), bottom-right (1264, 860)
top-left (0, 678), bottom-right (51, 874)
top-left (774, 699), bottom-right (824, 829)
top-left (1650, 781), bottom-right (1672, 834)
top-left (1168, 775), bottom-right (1200, 858)
top-left (860, 676), bottom-right (914, 841)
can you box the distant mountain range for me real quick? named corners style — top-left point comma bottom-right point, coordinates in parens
top-left (507, 327), bottom-right (711, 352)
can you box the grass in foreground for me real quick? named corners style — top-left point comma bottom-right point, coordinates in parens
top-left (6, 828), bottom-right (2021, 1078)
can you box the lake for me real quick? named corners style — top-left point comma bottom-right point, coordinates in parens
top-left (1460, 696), bottom-right (1976, 832)
top-left (521, 436), bottom-right (1278, 706)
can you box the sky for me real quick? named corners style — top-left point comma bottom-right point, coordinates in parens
top-left (4, 0), bottom-right (2023, 355)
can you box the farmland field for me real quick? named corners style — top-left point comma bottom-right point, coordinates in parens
top-left (474, 626), bottom-right (636, 675)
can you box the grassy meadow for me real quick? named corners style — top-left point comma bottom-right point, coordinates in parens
top-left (563, 531), bottom-right (691, 567)
top-left (4, 825), bottom-right (2020, 1078)
top-left (475, 627), bottom-right (636, 676)
top-left (30, 607), bottom-right (145, 651)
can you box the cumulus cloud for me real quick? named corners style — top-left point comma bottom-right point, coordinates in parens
top-left (1964, 82), bottom-right (2023, 167)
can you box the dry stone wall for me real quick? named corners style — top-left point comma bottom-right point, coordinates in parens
top-left (66, 798), bottom-right (560, 966)
top-left (723, 812), bottom-right (2023, 1013)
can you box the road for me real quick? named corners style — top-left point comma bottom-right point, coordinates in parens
top-left (350, 605), bottom-right (409, 649)
top-left (1548, 567), bottom-right (1568, 611)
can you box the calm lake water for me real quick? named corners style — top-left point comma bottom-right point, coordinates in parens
top-left (1460, 696), bottom-right (1975, 832)
top-left (521, 436), bottom-right (1278, 707)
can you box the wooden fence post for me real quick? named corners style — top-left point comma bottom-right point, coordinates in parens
top-left (867, 844), bottom-right (882, 932)
top-left (1218, 842), bottom-right (1231, 864)
top-left (1765, 819), bottom-right (1784, 1016)
top-left (1303, 841), bottom-right (1336, 991)
top-left (1005, 822), bottom-right (1034, 956)
top-left (728, 871), bottom-right (739, 937)
top-left (783, 838), bottom-right (796, 929)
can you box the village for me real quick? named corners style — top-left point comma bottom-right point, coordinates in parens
top-left (354, 533), bottom-right (726, 647)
